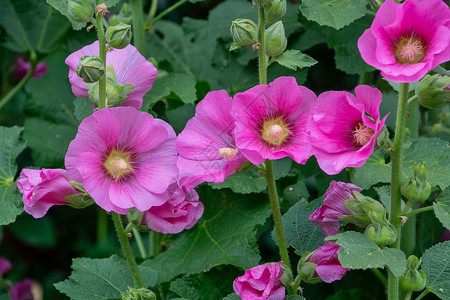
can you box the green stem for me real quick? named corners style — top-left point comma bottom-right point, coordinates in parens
top-left (146, 0), bottom-right (188, 28)
top-left (149, 230), bottom-right (162, 257)
top-left (111, 212), bottom-right (145, 288)
top-left (401, 200), bottom-right (414, 215)
top-left (97, 208), bottom-right (108, 243)
top-left (37, 7), bottom-right (53, 52)
top-left (265, 160), bottom-right (291, 269)
top-left (132, 227), bottom-right (147, 259)
top-left (258, 5), bottom-right (268, 85)
top-left (0, 54), bottom-right (37, 111)
top-left (131, 0), bottom-right (146, 54)
top-left (415, 288), bottom-right (430, 300)
top-left (96, 3), bottom-right (107, 109)
top-left (371, 268), bottom-right (388, 288)
top-left (145, 0), bottom-right (158, 27)
top-left (407, 95), bottom-right (418, 106)
top-left (292, 275), bottom-right (302, 294)
top-left (405, 206), bottom-right (433, 218)
top-left (388, 82), bottom-right (410, 300)
top-left (404, 291), bottom-right (412, 300)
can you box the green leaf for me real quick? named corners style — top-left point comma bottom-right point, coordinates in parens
top-left (0, 292), bottom-right (11, 300)
top-left (166, 104), bottom-right (196, 134)
top-left (223, 293), bottom-right (240, 300)
top-left (273, 50), bottom-right (318, 71)
top-left (209, 168), bottom-right (267, 194)
top-left (229, 42), bottom-right (240, 52)
top-left (434, 187), bottom-right (450, 230)
top-left (141, 188), bottom-right (271, 284)
top-left (0, 126), bottom-right (26, 226)
top-left (422, 241), bottom-right (450, 300)
top-left (8, 214), bottom-right (56, 247)
top-left (374, 185), bottom-right (405, 215)
top-left (354, 138), bottom-right (450, 189)
top-left (300, 0), bottom-right (368, 30)
top-left (54, 255), bottom-right (158, 300)
top-left (416, 210), bottom-right (445, 255)
top-left (385, 80), bottom-right (419, 93)
top-left (145, 73), bottom-right (197, 105)
top-left (280, 198), bottom-right (324, 256)
top-left (73, 97), bottom-right (94, 122)
top-left (326, 231), bottom-right (407, 277)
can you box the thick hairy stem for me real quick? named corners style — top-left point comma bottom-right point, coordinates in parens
top-left (96, 2), bottom-right (107, 109)
top-left (131, 0), bottom-right (146, 54)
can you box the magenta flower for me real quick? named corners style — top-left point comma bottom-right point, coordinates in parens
top-left (177, 90), bottom-right (247, 190)
top-left (16, 169), bottom-right (81, 218)
top-left (307, 242), bottom-right (349, 283)
top-left (0, 257), bottom-right (12, 276)
top-left (309, 85), bottom-right (387, 175)
top-left (9, 279), bottom-right (33, 300)
top-left (143, 183), bottom-right (204, 234)
top-left (65, 41), bottom-right (157, 109)
top-left (232, 76), bottom-right (316, 165)
top-left (233, 262), bottom-right (285, 300)
top-left (65, 107), bottom-right (178, 214)
top-left (358, 0), bottom-right (450, 82)
top-left (14, 57), bottom-right (48, 80)
top-left (309, 181), bottom-right (362, 237)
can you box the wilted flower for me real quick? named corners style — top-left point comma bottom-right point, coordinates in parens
top-left (309, 85), bottom-right (387, 175)
top-left (232, 76), bottom-right (315, 165)
top-left (307, 242), bottom-right (349, 283)
top-left (358, 0), bottom-right (450, 82)
top-left (65, 107), bottom-right (178, 214)
top-left (233, 262), bottom-right (285, 300)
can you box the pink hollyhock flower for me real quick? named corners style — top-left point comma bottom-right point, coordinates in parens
top-left (309, 181), bottom-right (362, 237)
top-left (358, 0), bottom-right (450, 83)
top-left (177, 90), bottom-right (247, 190)
top-left (233, 262), bottom-right (285, 300)
top-left (16, 169), bottom-right (81, 218)
top-left (9, 279), bottom-right (33, 300)
top-left (14, 57), bottom-right (48, 80)
top-left (309, 85), bottom-right (387, 175)
top-left (65, 107), bottom-right (178, 214)
top-left (0, 257), bottom-right (12, 276)
top-left (308, 242), bottom-right (349, 283)
top-left (232, 76), bottom-right (316, 165)
top-left (143, 183), bottom-right (204, 234)
top-left (65, 41), bottom-right (157, 109)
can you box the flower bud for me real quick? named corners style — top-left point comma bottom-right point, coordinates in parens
top-left (127, 208), bottom-right (144, 226)
top-left (230, 19), bottom-right (258, 47)
top-left (76, 56), bottom-right (105, 83)
top-left (106, 23), bottom-right (132, 49)
top-left (341, 192), bottom-right (386, 228)
top-left (364, 218), bottom-right (396, 247)
top-left (65, 193), bottom-right (94, 209)
top-left (406, 255), bottom-right (421, 270)
top-left (401, 163), bottom-right (431, 202)
top-left (416, 75), bottom-right (450, 109)
top-left (264, 0), bottom-right (287, 22)
top-left (400, 256), bottom-right (426, 292)
top-left (121, 287), bottom-right (156, 300)
top-left (67, 0), bottom-right (94, 23)
top-left (279, 264), bottom-right (293, 287)
top-left (265, 21), bottom-right (287, 57)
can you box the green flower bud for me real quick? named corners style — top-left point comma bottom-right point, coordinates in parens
top-left (65, 193), bottom-right (94, 209)
top-left (342, 192), bottom-right (386, 228)
top-left (279, 264), bottom-right (293, 287)
top-left (76, 56), bottom-right (105, 83)
top-left (400, 256), bottom-right (426, 292)
top-left (416, 75), bottom-right (450, 109)
top-left (401, 163), bottom-right (432, 202)
top-left (264, 0), bottom-right (287, 22)
top-left (230, 19), bottom-right (258, 47)
top-left (121, 287), bottom-right (156, 300)
top-left (364, 220), bottom-right (396, 247)
top-left (297, 252), bottom-right (321, 284)
top-left (67, 0), bottom-right (94, 23)
top-left (406, 255), bottom-right (421, 271)
top-left (265, 21), bottom-right (287, 57)
top-left (106, 23), bottom-right (132, 49)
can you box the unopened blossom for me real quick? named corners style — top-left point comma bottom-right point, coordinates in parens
top-left (309, 181), bottom-right (362, 237)
top-left (65, 41), bottom-right (157, 109)
top-left (309, 85), bottom-right (387, 175)
top-left (232, 76), bottom-right (316, 165)
top-left (9, 279), bottom-right (33, 300)
top-left (65, 107), bottom-right (178, 214)
top-left (177, 90), bottom-right (247, 190)
top-left (143, 183), bottom-right (204, 234)
top-left (233, 262), bottom-right (285, 300)
top-left (0, 257), bottom-right (12, 276)
top-left (14, 57), bottom-right (47, 80)
top-left (358, 0), bottom-right (450, 82)
top-left (307, 242), bottom-right (349, 283)
top-left (16, 169), bottom-right (81, 218)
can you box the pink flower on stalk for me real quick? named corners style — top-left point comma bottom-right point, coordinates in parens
top-left (0, 257), bottom-right (12, 276)
top-left (177, 90), bottom-right (247, 190)
top-left (143, 183), bottom-right (204, 234)
top-left (65, 41), bottom-right (157, 109)
top-left (309, 181), bottom-right (362, 237)
top-left (233, 262), bottom-right (285, 300)
top-left (16, 169), bottom-right (81, 218)
top-left (307, 242), bottom-right (349, 283)
top-left (14, 57), bottom-right (47, 80)
top-left (358, 0), bottom-right (450, 83)
top-left (309, 85), bottom-right (387, 175)
top-left (232, 77), bottom-right (316, 165)
top-left (65, 107), bottom-right (178, 214)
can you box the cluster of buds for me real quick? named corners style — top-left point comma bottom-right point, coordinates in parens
top-left (416, 74), bottom-right (450, 109)
top-left (401, 163), bottom-right (431, 203)
top-left (400, 255), bottom-right (426, 292)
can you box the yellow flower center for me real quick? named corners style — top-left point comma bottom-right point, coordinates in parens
top-left (219, 147), bottom-right (238, 160)
top-left (352, 123), bottom-right (374, 146)
top-left (262, 117), bottom-right (290, 146)
top-left (394, 35), bottom-right (426, 65)
top-left (104, 150), bottom-right (133, 179)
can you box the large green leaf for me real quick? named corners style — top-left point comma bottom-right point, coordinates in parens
top-left (434, 187), bottom-right (450, 230)
top-left (326, 231), bottom-right (407, 277)
top-left (54, 255), bottom-right (158, 300)
top-left (422, 241), bottom-right (450, 300)
top-left (273, 50), bottom-right (318, 71)
top-left (141, 188), bottom-right (271, 284)
top-left (300, 0), bottom-right (368, 30)
top-left (0, 126), bottom-right (26, 226)
top-left (354, 138), bottom-right (450, 189)
top-left (145, 73), bottom-right (197, 105)
top-left (209, 169), bottom-right (267, 194)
